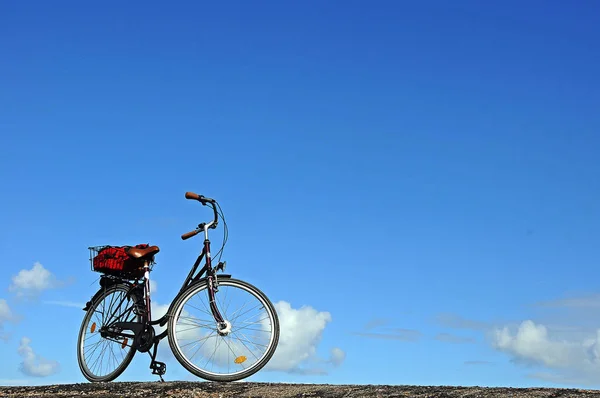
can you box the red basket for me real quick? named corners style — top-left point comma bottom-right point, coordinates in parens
top-left (88, 245), bottom-right (153, 279)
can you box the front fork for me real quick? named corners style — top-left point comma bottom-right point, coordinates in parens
top-left (208, 274), bottom-right (225, 324)
top-left (204, 239), bottom-right (226, 329)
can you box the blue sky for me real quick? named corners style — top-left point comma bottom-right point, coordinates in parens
top-left (1, 0), bottom-right (600, 389)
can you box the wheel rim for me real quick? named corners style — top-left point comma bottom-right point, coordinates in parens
top-left (171, 280), bottom-right (277, 378)
top-left (79, 286), bottom-right (138, 379)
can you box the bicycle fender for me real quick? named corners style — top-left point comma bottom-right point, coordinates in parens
top-left (83, 290), bottom-right (105, 311)
top-left (193, 274), bottom-right (232, 285)
top-left (188, 273), bottom-right (232, 287)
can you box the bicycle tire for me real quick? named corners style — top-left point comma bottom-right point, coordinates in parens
top-left (167, 278), bottom-right (280, 382)
top-left (77, 283), bottom-right (139, 382)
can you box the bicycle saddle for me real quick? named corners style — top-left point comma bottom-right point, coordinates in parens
top-left (127, 245), bottom-right (160, 259)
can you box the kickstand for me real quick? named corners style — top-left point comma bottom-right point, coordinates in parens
top-left (148, 340), bottom-right (166, 382)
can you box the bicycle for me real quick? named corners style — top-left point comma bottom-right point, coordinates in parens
top-left (76, 192), bottom-right (280, 383)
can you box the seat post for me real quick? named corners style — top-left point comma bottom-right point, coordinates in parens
top-left (143, 260), bottom-right (152, 321)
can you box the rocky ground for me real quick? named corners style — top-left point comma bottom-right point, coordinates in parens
top-left (1, 382), bottom-right (600, 398)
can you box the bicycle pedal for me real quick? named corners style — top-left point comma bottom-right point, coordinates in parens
top-left (150, 361), bottom-right (166, 376)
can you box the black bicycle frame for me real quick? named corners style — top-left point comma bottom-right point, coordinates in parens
top-left (99, 236), bottom-right (229, 347)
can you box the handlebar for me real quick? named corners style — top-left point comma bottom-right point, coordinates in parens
top-left (181, 229), bottom-right (200, 240)
top-left (185, 191), bottom-right (215, 205)
top-left (181, 191), bottom-right (219, 240)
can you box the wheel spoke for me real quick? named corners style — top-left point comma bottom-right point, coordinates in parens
top-left (229, 302), bottom-right (262, 324)
top-left (204, 332), bottom-right (222, 370)
top-left (179, 332), bottom-right (215, 348)
top-left (195, 291), bottom-right (214, 318)
top-left (231, 330), bottom-right (260, 361)
top-left (189, 331), bottom-right (216, 361)
top-left (231, 335), bottom-right (268, 349)
top-left (177, 315), bottom-right (215, 327)
top-left (232, 325), bottom-right (270, 333)
top-left (221, 286), bottom-right (231, 318)
top-left (177, 324), bottom-right (214, 335)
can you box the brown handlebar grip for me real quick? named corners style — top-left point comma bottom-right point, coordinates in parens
top-left (185, 192), bottom-right (201, 200)
top-left (181, 229), bottom-right (199, 240)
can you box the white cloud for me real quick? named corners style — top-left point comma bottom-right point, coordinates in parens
top-left (435, 332), bottom-right (476, 344)
top-left (492, 319), bottom-right (600, 386)
top-left (9, 262), bottom-right (65, 298)
top-left (364, 318), bottom-right (390, 330)
top-left (148, 280), bottom-right (175, 338)
top-left (149, 280), bottom-right (158, 295)
top-left (354, 329), bottom-right (422, 342)
top-left (42, 300), bottom-right (84, 309)
top-left (17, 337), bottom-right (60, 377)
top-left (442, 293), bottom-right (600, 387)
top-left (151, 301), bottom-right (170, 336)
top-left (0, 299), bottom-right (15, 323)
top-left (493, 320), bottom-right (576, 368)
top-left (534, 294), bottom-right (600, 309)
top-left (0, 299), bottom-right (17, 341)
top-left (264, 300), bottom-right (345, 374)
top-left (328, 347), bottom-right (346, 367)
top-left (436, 313), bottom-right (490, 331)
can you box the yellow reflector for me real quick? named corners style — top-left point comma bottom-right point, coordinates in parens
top-left (90, 322), bottom-right (96, 333)
top-left (122, 338), bottom-right (128, 349)
top-left (234, 356), bottom-right (247, 364)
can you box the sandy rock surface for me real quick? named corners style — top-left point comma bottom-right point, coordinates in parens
top-left (1, 382), bottom-right (600, 398)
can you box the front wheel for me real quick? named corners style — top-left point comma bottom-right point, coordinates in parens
top-left (167, 278), bottom-right (280, 382)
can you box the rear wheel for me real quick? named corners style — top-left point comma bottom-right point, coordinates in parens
top-left (168, 278), bottom-right (280, 382)
top-left (77, 283), bottom-right (139, 382)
